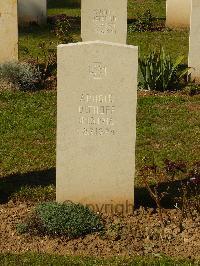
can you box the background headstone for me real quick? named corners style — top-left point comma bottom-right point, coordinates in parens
top-left (0, 0), bottom-right (18, 63)
top-left (81, 0), bottom-right (127, 44)
top-left (57, 41), bottom-right (138, 213)
top-left (166, 0), bottom-right (191, 28)
top-left (189, 0), bottom-right (200, 83)
top-left (18, 0), bottom-right (47, 26)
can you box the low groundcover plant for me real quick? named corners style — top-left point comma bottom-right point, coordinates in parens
top-left (0, 61), bottom-right (41, 91)
top-left (17, 201), bottom-right (104, 239)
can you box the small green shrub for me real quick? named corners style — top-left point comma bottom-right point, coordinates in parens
top-left (182, 84), bottom-right (200, 96)
top-left (53, 16), bottom-right (73, 44)
top-left (18, 202), bottom-right (104, 238)
top-left (0, 61), bottom-right (41, 91)
top-left (128, 9), bottom-right (164, 33)
top-left (129, 9), bottom-right (155, 33)
top-left (16, 223), bottom-right (29, 234)
top-left (139, 48), bottom-right (190, 91)
top-left (37, 41), bottom-right (57, 90)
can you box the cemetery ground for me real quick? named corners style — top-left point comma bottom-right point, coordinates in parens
top-left (0, 0), bottom-right (200, 265)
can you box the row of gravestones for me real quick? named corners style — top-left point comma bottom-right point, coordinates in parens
top-left (0, 0), bottom-right (199, 80)
top-left (18, 0), bottom-right (194, 29)
top-left (0, 0), bottom-right (199, 214)
top-left (6, 0), bottom-right (195, 29)
top-left (16, 0), bottom-right (196, 29)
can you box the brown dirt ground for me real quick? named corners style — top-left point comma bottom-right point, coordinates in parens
top-left (0, 201), bottom-right (199, 260)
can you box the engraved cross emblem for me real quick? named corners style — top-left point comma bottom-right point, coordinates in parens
top-left (89, 62), bottom-right (107, 80)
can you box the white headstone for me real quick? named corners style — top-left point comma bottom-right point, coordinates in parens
top-left (81, 0), bottom-right (127, 44)
top-left (56, 41), bottom-right (138, 214)
top-left (18, 0), bottom-right (47, 26)
top-left (189, 0), bottom-right (200, 83)
top-left (0, 0), bottom-right (18, 63)
top-left (166, 0), bottom-right (191, 28)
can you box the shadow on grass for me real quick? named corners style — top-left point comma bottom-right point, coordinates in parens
top-left (0, 168), bottom-right (188, 209)
top-left (135, 179), bottom-right (186, 209)
top-left (19, 18), bottom-right (80, 39)
top-left (19, 24), bottom-right (54, 37)
top-left (0, 168), bottom-right (56, 204)
top-left (48, 0), bottom-right (80, 9)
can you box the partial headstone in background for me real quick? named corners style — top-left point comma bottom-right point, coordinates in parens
top-left (81, 0), bottom-right (127, 44)
top-left (18, 0), bottom-right (47, 26)
top-left (166, 0), bottom-right (191, 28)
top-left (57, 41), bottom-right (138, 214)
top-left (0, 0), bottom-right (18, 63)
top-left (189, 0), bottom-right (200, 83)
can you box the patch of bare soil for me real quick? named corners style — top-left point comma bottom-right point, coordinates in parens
top-left (0, 202), bottom-right (199, 260)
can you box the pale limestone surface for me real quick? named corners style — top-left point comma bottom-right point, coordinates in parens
top-left (166, 0), bottom-right (191, 28)
top-left (189, 0), bottom-right (200, 83)
top-left (18, 0), bottom-right (47, 26)
top-left (0, 0), bottom-right (18, 63)
top-left (81, 0), bottom-right (127, 44)
top-left (57, 41), bottom-right (138, 213)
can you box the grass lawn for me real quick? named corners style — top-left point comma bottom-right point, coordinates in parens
top-left (47, 0), bottom-right (166, 19)
top-left (0, 1), bottom-right (199, 264)
top-left (1, 91), bottom-right (199, 178)
top-left (0, 91), bottom-right (56, 177)
top-left (19, 27), bottom-right (189, 64)
top-left (5, 0), bottom-right (194, 183)
top-left (1, 0), bottom-right (199, 196)
top-left (0, 253), bottom-right (197, 266)
top-left (127, 30), bottom-right (189, 59)
top-left (19, 0), bottom-right (189, 62)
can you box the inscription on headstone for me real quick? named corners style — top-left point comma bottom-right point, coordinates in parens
top-left (78, 92), bottom-right (115, 137)
top-left (93, 9), bottom-right (117, 35)
top-left (57, 41), bottom-right (138, 213)
top-left (0, 0), bottom-right (18, 63)
top-left (81, 0), bottom-right (127, 43)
